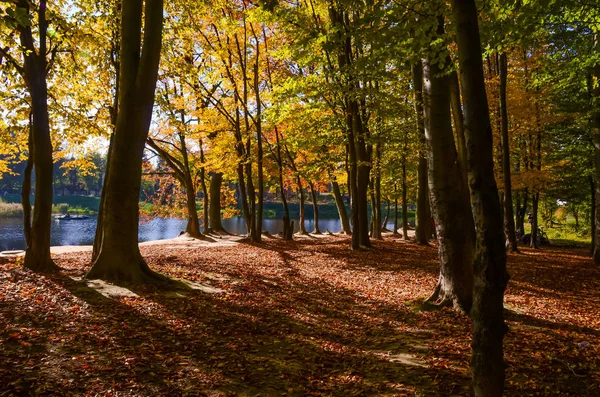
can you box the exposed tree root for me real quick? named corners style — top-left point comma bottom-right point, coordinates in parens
top-left (24, 257), bottom-right (60, 274)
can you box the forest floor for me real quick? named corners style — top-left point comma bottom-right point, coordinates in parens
top-left (1, 234), bottom-right (599, 396)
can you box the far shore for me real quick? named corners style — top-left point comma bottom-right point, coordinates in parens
top-left (0, 229), bottom-right (413, 257)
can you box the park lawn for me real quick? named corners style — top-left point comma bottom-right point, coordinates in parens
top-left (1, 235), bottom-right (598, 396)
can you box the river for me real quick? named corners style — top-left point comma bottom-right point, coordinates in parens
top-left (0, 216), bottom-right (369, 251)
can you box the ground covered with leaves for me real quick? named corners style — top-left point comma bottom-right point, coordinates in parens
top-left (1, 235), bottom-right (599, 396)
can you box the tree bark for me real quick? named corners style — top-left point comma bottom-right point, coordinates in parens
top-left (275, 126), bottom-right (292, 240)
top-left (413, 61), bottom-right (431, 245)
top-left (450, 69), bottom-right (468, 175)
top-left (199, 144), bottom-right (209, 234)
top-left (590, 177), bottom-right (596, 256)
top-left (209, 172), bottom-right (226, 233)
top-left (593, 61), bottom-right (600, 263)
top-left (394, 184), bottom-right (399, 234)
top-left (309, 181), bottom-right (321, 234)
top-left (452, 1), bottom-right (510, 395)
top-left (382, 199), bottom-right (390, 231)
top-left (22, 126), bottom-right (33, 247)
top-left (332, 179), bottom-right (351, 234)
top-left (184, 174), bottom-right (202, 238)
top-left (499, 52), bottom-right (519, 252)
top-left (296, 176), bottom-right (307, 234)
top-left (254, 62), bottom-right (264, 240)
top-left (515, 189), bottom-right (528, 238)
top-left (16, 0), bottom-right (57, 272)
top-left (422, 20), bottom-right (475, 313)
top-left (372, 144), bottom-right (383, 239)
top-left (87, 0), bottom-right (166, 284)
top-left (328, 6), bottom-right (370, 249)
top-left (402, 159), bottom-right (409, 240)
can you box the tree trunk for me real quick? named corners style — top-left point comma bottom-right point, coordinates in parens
top-left (413, 61), bottom-right (431, 245)
top-left (452, 1), bottom-right (510, 395)
top-left (422, 18), bottom-right (475, 313)
top-left (450, 69), bottom-right (468, 175)
top-left (18, 0), bottom-right (57, 272)
top-left (593, 61), bottom-right (600, 263)
top-left (297, 176), bottom-right (307, 234)
top-left (199, 145), bottom-right (209, 233)
top-left (22, 126), bottom-right (33, 247)
top-left (245, 138), bottom-right (258, 242)
top-left (332, 180), bottom-right (351, 234)
top-left (516, 189), bottom-right (528, 238)
top-left (309, 181), bottom-right (321, 234)
top-left (394, 184), bottom-right (399, 234)
top-left (209, 172), bottom-right (226, 233)
top-left (591, 176), bottom-right (596, 257)
top-left (254, 63), bottom-right (264, 241)
top-left (402, 159), bottom-right (409, 240)
top-left (184, 175), bottom-right (202, 238)
top-left (275, 126), bottom-right (292, 240)
top-left (93, 135), bottom-right (113, 262)
top-left (499, 52), bottom-right (519, 252)
top-left (382, 199), bottom-right (390, 231)
top-left (356, 110), bottom-right (371, 248)
top-left (530, 193), bottom-right (540, 248)
top-left (373, 144), bottom-right (383, 239)
top-left (88, 0), bottom-right (166, 284)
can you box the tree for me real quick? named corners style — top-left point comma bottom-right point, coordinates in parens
top-left (422, 17), bottom-right (475, 313)
top-left (1, 0), bottom-right (59, 272)
top-left (452, 0), bottom-right (510, 394)
top-left (499, 52), bottom-right (519, 252)
top-left (87, 0), bottom-right (165, 283)
top-left (413, 61), bottom-right (431, 245)
top-left (594, 59), bottom-right (600, 263)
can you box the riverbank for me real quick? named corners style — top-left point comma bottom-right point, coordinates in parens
top-left (0, 197), bottom-right (97, 218)
top-left (1, 236), bottom-right (597, 395)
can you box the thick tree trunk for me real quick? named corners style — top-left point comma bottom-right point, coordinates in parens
top-left (413, 61), bottom-right (431, 245)
top-left (309, 181), bottom-right (321, 234)
top-left (591, 177), bottom-right (596, 257)
top-left (452, 1), bottom-right (510, 395)
top-left (499, 52), bottom-right (519, 252)
top-left (88, 0), bottom-right (165, 284)
top-left (422, 24), bottom-right (475, 313)
top-left (209, 172), bottom-right (226, 233)
top-left (332, 180), bottom-right (351, 234)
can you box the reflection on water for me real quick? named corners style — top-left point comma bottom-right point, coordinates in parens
top-left (0, 215), bottom-right (384, 251)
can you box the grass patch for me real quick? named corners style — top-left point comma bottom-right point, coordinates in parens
top-left (0, 201), bottom-right (23, 218)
